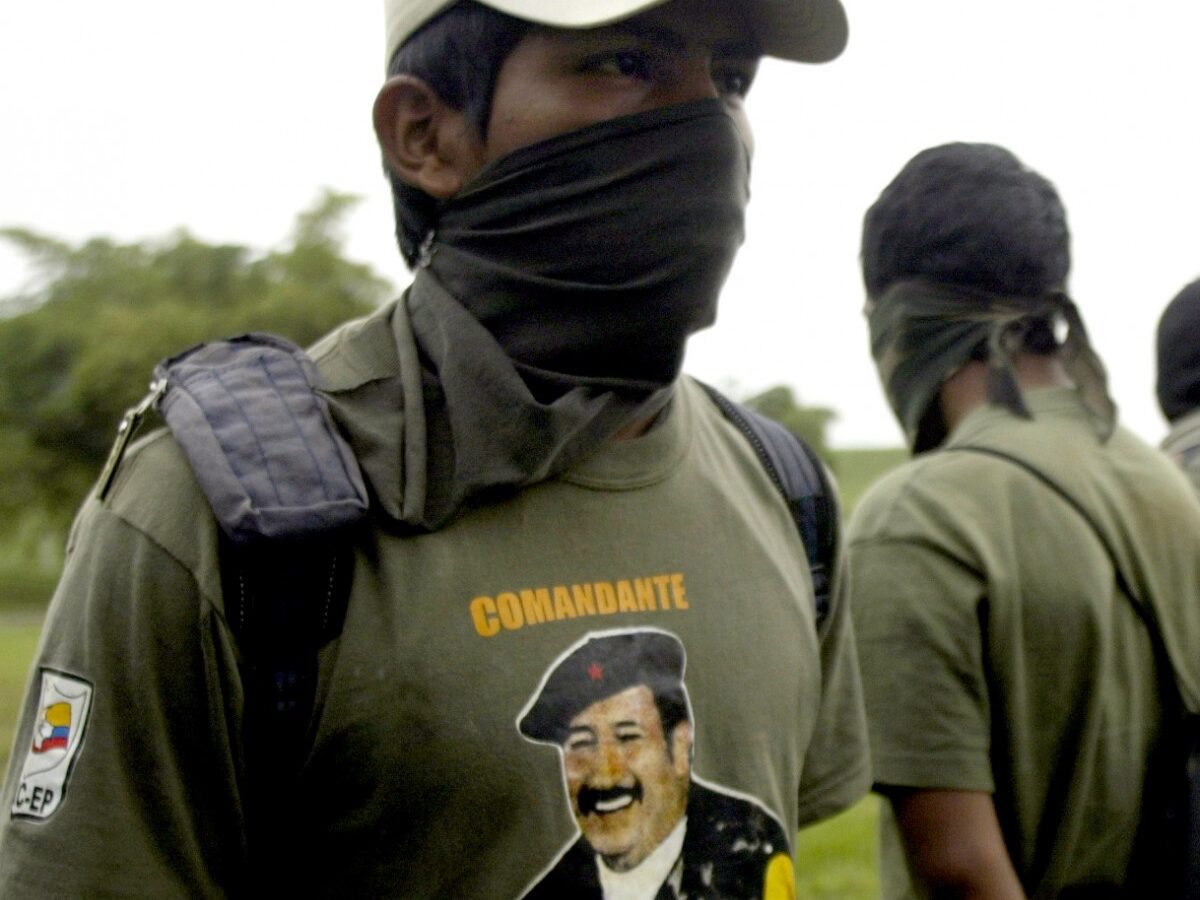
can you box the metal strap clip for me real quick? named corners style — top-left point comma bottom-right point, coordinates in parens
top-left (96, 378), bottom-right (167, 500)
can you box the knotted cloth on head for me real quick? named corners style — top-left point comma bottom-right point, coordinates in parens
top-left (868, 280), bottom-right (1116, 453)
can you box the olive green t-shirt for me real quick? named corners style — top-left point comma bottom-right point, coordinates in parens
top-left (0, 309), bottom-right (869, 898)
top-left (848, 388), bottom-right (1200, 899)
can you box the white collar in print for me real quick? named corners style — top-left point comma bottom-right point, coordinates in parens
top-left (11, 670), bottom-right (94, 820)
top-left (595, 817), bottom-right (687, 900)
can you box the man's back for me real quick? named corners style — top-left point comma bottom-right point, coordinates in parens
top-left (849, 386), bottom-right (1200, 897)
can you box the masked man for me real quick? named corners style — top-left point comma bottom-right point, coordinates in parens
top-left (847, 142), bottom-right (1200, 899)
top-left (0, 1), bottom-right (869, 896)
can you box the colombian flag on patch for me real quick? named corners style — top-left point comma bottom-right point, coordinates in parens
top-left (13, 670), bottom-right (93, 820)
top-left (32, 701), bottom-right (72, 753)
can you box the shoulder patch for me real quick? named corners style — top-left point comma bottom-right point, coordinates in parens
top-left (11, 670), bottom-right (94, 820)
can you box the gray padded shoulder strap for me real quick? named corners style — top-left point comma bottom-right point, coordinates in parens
top-left (150, 334), bottom-right (368, 547)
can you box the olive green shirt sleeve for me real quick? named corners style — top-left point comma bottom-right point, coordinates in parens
top-left (847, 534), bottom-right (993, 793)
top-left (0, 479), bottom-right (246, 895)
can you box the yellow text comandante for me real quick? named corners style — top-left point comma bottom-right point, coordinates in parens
top-left (470, 573), bottom-right (688, 638)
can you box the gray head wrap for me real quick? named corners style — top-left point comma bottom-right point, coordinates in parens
top-left (868, 280), bottom-right (1116, 453)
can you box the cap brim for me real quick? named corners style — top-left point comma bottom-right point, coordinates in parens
top-left (386, 0), bottom-right (847, 67)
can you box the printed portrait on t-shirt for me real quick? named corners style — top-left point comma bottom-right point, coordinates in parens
top-left (516, 628), bottom-right (795, 900)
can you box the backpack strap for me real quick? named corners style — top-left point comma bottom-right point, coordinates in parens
top-left (698, 382), bottom-right (837, 626)
top-left (151, 334), bottom-right (368, 546)
top-left (108, 334), bottom-right (367, 885)
top-left (948, 446), bottom-right (1172, 668)
top-left (145, 333), bottom-right (367, 753)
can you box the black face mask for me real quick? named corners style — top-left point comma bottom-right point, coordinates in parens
top-left (425, 98), bottom-right (751, 393)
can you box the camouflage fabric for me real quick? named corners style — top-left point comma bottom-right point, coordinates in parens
top-left (868, 279), bottom-right (1115, 452)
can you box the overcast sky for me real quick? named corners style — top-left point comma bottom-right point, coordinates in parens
top-left (1, 1), bottom-right (1197, 447)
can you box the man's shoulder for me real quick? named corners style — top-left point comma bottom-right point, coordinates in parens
top-left (308, 300), bottom-right (402, 392)
top-left (968, 410), bottom-right (1198, 521)
top-left (1116, 419), bottom-right (1200, 494)
top-left (105, 426), bottom-right (203, 510)
top-left (97, 427), bottom-right (217, 578)
top-left (849, 405), bottom-right (1140, 545)
top-left (677, 374), bottom-right (832, 521)
top-left (687, 780), bottom-right (789, 848)
top-left (846, 449), bottom-right (974, 544)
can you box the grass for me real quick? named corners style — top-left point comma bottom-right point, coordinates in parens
top-left (0, 568), bottom-right (54, 776)
top-left (0, 567), bottom-right (57, 616)
top-left (829, 447), bottom-right (908, 520)
top-left (797, 796), bottom-right (881, 899)
top-left (0, 622), bottom-right (43, 777)
top-left (0, 447), bottom-right (904, 894)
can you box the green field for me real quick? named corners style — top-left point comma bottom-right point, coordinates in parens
top-left (796, 795), bottom-right (881, 897)
top-left (0, 622), bottom-right (42, 777)
top-left (0, 446), bottom-right (905, 897)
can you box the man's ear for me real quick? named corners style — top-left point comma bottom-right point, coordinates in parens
top-left (373, 75), bottom-right (483, 199)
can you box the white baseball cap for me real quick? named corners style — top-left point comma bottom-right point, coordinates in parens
top-left (384, 0), bottom-right (848, 68)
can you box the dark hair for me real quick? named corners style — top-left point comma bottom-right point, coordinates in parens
top-left (861, 142), bottom-right (1071, 304)
top-left (385, 2), bottom-right (529, 267)
top-left (1156, 276), bottom-right (1200, 421)
top-left (653, 685), bottom-right (692, 760)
